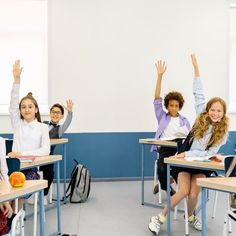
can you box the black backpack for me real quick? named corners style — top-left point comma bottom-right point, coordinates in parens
top-left (66, 159), bottom-right (91, 203)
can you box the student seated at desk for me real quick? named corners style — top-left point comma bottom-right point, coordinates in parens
top-left (151, 59), bottom-right (190, 195)
top-left (0, 138), bottom-right (15, 235)
top-left (7, 60), bottom-right (50, 207)
top-left (40, 100), bottom-right (73, 204)
top-left (148, 54), bottom-right (229, 235)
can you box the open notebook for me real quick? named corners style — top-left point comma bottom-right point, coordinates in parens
top-left (185, 154), bottom-right (224, 162)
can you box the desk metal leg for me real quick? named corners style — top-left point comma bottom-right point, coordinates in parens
top-left (63, 143), bottom-right (67, 203)
top-left (167, 164), bottom-right (171, 236)
top-left (141, 144), bottom-right (144, 205)
top-left (39, 189), bottom-right (45, 236)
top-left (201, 187), bottom-right (207, 236)
top-left (56, 161), bottom-right (61, 234)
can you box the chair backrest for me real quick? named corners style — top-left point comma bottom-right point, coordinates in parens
top-left (6, 158), bottom-right (20, 175)
top-left (5, 139), bottom-right (13, 155)
top-left (225, 156), bottom-right (236, 177)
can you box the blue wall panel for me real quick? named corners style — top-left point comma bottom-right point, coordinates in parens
top-left (1, 132), bottom-right (235, 180)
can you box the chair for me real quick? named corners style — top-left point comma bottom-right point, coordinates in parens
top-left (5, 139), bottom-right (13, 155)
top-left (222, 156), bottom-right (236, 235)
top-left (153, 156), bottom-right (162, 204)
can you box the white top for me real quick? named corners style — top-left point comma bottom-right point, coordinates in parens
top-left (160, 117), bottom-right (189, 140)
top-left (9, 84), bottom-right (50, 156)
top-left (0, 137), bottom-right (8, 180)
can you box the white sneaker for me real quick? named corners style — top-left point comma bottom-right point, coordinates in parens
top-left (188, 215), bottom-right (202, 231)
top-left (148, 215), bottom-right (164, 235)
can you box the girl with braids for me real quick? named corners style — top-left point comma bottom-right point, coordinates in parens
top-left (148, 54), bottom-right (229, 235)
top-left (7, 60), bottom-right (50, 206)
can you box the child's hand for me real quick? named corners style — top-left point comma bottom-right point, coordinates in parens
top-left (170, 152), bottom-right (185, 159)
top-left (7, 151), bottom-right (22, 158)
top-left (155, 60), bottom-right (167, 77)
top-left (0, 202), bottom-right (13, 218)
top-left (13, 60), bottom-right (23, 83)
top-left (65, 99), bottom-right (74, 112)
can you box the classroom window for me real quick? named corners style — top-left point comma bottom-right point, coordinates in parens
top-left (229, 4), bottom-right (236, 113)
top-left (0, 0), bottom-right (48, 114)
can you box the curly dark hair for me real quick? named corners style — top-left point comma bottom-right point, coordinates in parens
top-left (164, 91), bottom-right (184, 110)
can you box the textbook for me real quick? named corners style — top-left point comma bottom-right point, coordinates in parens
top-left (16, 155), bottom-right (36, 163)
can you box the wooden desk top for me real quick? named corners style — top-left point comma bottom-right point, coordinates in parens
top-left (20, 155), bottom-right (62, 170)
top-left (139, 138), bottom-right (177, 147)
top-left (164, 158), bottom-right (224, 171)
top-left (50, 138), bottom-right (69, 146)
top-left (0, 180), bottom-right (48, 203)
top-left (197, 177), bottom-right (236, 193)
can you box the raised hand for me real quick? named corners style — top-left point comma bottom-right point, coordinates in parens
top-left (155, 60), bottom-right (167, 77)
top-left (13, 60), bottom-right (23, 83)
top-left (191, 54), bottom-right (200, 78)
top-left (65, 99), bottom-right (74, 112)
top-left (154, 60), bottom-right (167, 99)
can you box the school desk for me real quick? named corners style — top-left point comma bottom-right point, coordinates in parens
top-left (0, 180), bottom-right (47, 236)
top-left (138, 139), bottom-right (177, 206)
top-left (21, 155), bottom-right (62, 236)
top-left (164, 157), bottom-right (225, 236)
top-left (50, 138), bottom-right (68, 204)
top-left (197, 177), bottom-right (236, 236)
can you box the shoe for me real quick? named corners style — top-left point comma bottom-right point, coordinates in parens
top-left (230, 194), bottom-right (236, 208)
top-left (188, 215), bottom-right (202, 231)
top-left (148, 214), bottom-right (165, 235)
top-left (153, 184), bottom-right (159, 194)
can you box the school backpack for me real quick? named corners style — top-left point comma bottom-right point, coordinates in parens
top-left (66, 159), bottom-right (91, 203)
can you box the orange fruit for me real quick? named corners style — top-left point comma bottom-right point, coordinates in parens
top-left (9, 172), bottom-right (26, 187)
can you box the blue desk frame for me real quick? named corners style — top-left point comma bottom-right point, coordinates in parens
top-left (199, 177), bottom-right (236, 236)
top-left (21, 156), bottom-right (62, 236)
top-left (0, 180), bottom-right (47, 236)
top-left (139, 139), bottom-right (177, 206)
top-left (165, 159), bottom-right (224, 236)
top-left (50, 138), bottom-right (68, 204)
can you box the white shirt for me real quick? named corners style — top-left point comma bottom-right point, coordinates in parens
top-left (9, 84), bottom-right (50, 156)
top-left (0, 137), bottom-right (9, 180)
top-left (160, 117), bottom-right (189, 140)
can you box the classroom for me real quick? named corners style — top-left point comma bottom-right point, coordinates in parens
top-left (1, 0), bottom-right (236, 236)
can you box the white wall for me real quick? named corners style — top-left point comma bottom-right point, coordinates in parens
top-left (1, 0), bottom-right (236, 133)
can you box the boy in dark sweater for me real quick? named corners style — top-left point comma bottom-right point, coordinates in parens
top-left (40, 100), bottom-right (73, 204)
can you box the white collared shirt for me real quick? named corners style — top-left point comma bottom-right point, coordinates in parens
top-left (9, 84), bottom-right (50, 156)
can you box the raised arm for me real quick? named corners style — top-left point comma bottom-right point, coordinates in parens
top-left (154, 60), bottom-right (167, 99)
top-left (9, 60), bottom-right (23, 129)
top-left (58, 100), bottom-right (74, 137)
top-left (13, 60), bottom-right (23, 84)
top-left (191, 54), bottom-right (200, 78)
top-left (191, 54), bottom-right (205, 115)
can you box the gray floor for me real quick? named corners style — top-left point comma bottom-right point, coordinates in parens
top-left (24, 180), bottom-right (235, 236)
